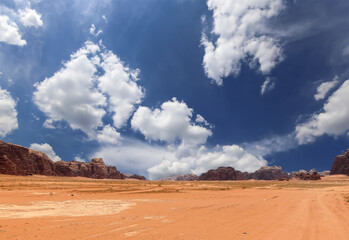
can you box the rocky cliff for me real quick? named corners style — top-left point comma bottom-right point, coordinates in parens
top-left (54, 158), bottom-right (125, 179)
top-left (330, 149), bottom-right (349, 175)
top-left (0, 140), bottom-right (56, 176)
top-left (294, 172), bottom-right (321, 180)
top-left (199, 167), bottom-right (245, 181)
top-left (244, 166), bottom-right (289, 180)
top-left (0, 140), bottom-right (125, 179)
top-left (160, 174), bottom-right (198, 181)
top-left (126, 174), bottom-right (147, 180)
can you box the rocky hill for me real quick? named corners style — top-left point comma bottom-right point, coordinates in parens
top-left (54, 158), bottom-right (125, 179)
top-left (0, 140), bottom-right (140, 179)
top-left (244, 166), bottom-right (289, 180)
top-left (0, 140), bottom-right (56, 176)
top-left (294, 172), bottom-right (321, 180)
top-left (160, 174), bottom-right (198, 181)
top-left (199, 167), bottom-right (244, 181)
top-left (330, 149), bottom-right (349, 176)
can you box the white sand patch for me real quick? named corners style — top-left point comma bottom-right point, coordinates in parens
top-left (0, 200), bottom-right (136, 218)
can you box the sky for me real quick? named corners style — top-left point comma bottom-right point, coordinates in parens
top-left (1, 0), bottom-right (349, 180)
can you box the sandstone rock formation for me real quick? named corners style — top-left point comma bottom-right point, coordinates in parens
top-left (295, 172), bottom-right (321, 180)
top-left (0, 140), bottom-right (55, 176)
top-left (176, 174), bottom-right (198, 181)
top-left (55, 158), bottom-right (125, 179)
top-left (126, 174), bottom-right (146, 180)
top-left (330, 149), bottom-right (349, 175)
top-left (244, 166), bottom-right (289, 180)
top-left (160, 174), bottom-right (198, 181)
top-left (199, 167), bottom-right (244, 181)
top-left (0, 140), bottom-right (125, 179)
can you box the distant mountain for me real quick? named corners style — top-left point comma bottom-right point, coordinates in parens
top-left (199, 167), bottom-right (245, 181)
top-left (160, 174), bottom-right (198, 181)
top-left (243, 166), bottom-right (289, 180)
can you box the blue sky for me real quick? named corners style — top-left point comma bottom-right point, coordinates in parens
top-left (1, 0), bottom-right (349, 179)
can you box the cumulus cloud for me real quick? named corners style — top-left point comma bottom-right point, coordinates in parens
top-left (96, 124), bottom-right (122, 144)
top-left (296, 79), bottom-right (349, 144)
top-left (93, 138), bottom-right (266, 180)
top-left (147, 160), bottom-right (190, 180)
top-left (98, 50), bottom-right (144, 128)
top-left (202, 0), bottom-right (284, 84)
top-left (0, 14), bottom-right (26, 46)
top-left (92, 138), bottom-right (178, 177)
top-left (192, 145), bottom-right (267, 175)
top-left (33, 41), bottom-right (107, 136)
top-left (30, 143), bottom-right (62, 162)
top-left (34, 40), bottom-right (144, 145)
top-left (0, 85), bottom-right (18, 137)
top-left (314, 76), bottom-right (340, 101)
top-left (260, 77), bottom-right (275, 95)
top-left (74, 156), bottom-right (86, 162)
top-left (18, 7), bottom-right (43, 28)
top-left (131, 98), bottom-right (212, 147)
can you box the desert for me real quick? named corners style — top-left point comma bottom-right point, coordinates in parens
top-left (1, 174), bottom-right (349, 240)
top-left (2, 1), bottom-right (349, 239)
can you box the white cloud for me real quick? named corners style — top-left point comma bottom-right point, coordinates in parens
top-left (0, 14), bottom-right (26, 46)
top-left (202, 0), bottom-right (284, 84)
top-left (0, 85), bottom-right (18, 137)
top-left (192, 144), bottom-right (267, 175)
top-left (148, 160), bottom-right (190, 180)
top-left (96, 124), bottom-right (122, 144)
top-left (92, 138), bottom-right (178, 177)
top-left (261, 77), bottom-right (275, 95)
top-left (34, 40), bottom-right (144, 143)
top-left (74, 156), bottom-right (86, 162)
top-left (93, 138), bottom-right (266, 180)
top-left (296, 79), bottom-right (349, 144)
top-left (33, 41), bottom-right (107, 136)
top-left (30, 143), bottom-right (62, 162)
top-left (18, 7), bottom-right (43, 28)
top-left (314, 76), bottom-right (340, 101)
top-left (98, 50), bottom-right (144, 128)
top-left (89, 24), bottom-right (102, 36)
top-left (244, 133), bottom-right (297, 157)
top-left (131, 98), bottom-right (212, 147)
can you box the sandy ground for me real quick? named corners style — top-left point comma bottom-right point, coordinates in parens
top-left (1, 175), bottom-right (349, 239)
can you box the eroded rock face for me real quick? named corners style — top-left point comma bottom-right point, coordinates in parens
top-left (160, 174), bottom-right (198, 181)
top-left (244, 166), bottom-right (289, 180)
top-left (0, 140), bottom-right (55, 176)
top-left (126, 174), bottom-right (146, 180)
top-left (199, 167), bottom-right (244, 181)
top-left (0, 140), bottom-right (125, 179)
top-left (330, 149), bottom-right (349, 176)
top-left (175, 174), bottom-right (198, 181)
top-left (55, 159), bottom-right (124, 179)
top-left (295, 172), bottom-right (321, 180)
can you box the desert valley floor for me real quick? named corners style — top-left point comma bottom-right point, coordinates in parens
top-left (1, 175), bottom-right (349, 240)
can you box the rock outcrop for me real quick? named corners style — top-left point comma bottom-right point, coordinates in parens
top-left (0, 140), bottom-right (56, 176)
top-left (54, 158), bottom-right (125, 179)
top-left (295, 172), bottom-right (321, 180)
top-left (160, 174), bottom-right (198, 181)
top-left (0, 140), bottom-right (125, 179)
top-left (330, 149), bottom-right (349, 176)
top-left (199, 167), bottom-right (244, 181)
top-left (126, 174), bottom-right (146, 180)
top-left (244, 166), bottom-right (289, 180)
top-left (176, 174), bottom-right (198, 181)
